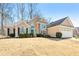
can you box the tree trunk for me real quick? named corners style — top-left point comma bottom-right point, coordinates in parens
top-left (1, 9), bottom-right (4, 35)
top-left (0, 4), bottom-right (4, 35)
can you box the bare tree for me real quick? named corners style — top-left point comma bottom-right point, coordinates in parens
top-left (16, 3), bottom-right (40, 21)
top-left (29, 3), bottom-right (32, 19)
top-left (17, 3), bottom-right (25, 20)
top-left (0, 3), bottom-right (7, 35)
top-left (0, 3), bottom-right (14, 35)
top-left (28, 3), bottom-right (39, 20)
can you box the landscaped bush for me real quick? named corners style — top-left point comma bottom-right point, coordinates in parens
top-left (19, 34), bottom-right (26, 38)
top-left (56, 32), bottom-right (62, 38)
top-left (29, 33), bottom-right (34, 37)
top-left (19, 33), bottom-right (34, 38)
top-left (44, 35), bottom-right (51, 38)
top-left (26, 34), bottom-right (31, 37)
top-left (9, 33), bottom-right (15, 37)
top-left (36, 34), bottom-right (51, 38)
top-left (36, 34), bottom-right (44, 37)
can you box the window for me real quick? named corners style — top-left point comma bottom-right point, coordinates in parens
top-left (43, 25), bottom-right (45, 28)
top-left (20, 27), bottom-right (25, 34)
top-left (40, 24), bottom-right (45, 30)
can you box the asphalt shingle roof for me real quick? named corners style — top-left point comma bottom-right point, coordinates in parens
top-left (47, 17), bottom-right (74, 28)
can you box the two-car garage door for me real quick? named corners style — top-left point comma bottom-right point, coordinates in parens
top-left (61, 31), bottom-right (73, 38)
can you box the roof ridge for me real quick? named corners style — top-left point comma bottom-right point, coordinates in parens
top-left (54, 16), bottom-right (68, 23)
top-left (47, 16), bottom-right (69, 28)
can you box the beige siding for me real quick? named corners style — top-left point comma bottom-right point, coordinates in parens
top-left (59, 25), bottom-right (74, 31)
top-left (48, 25), bottom-right (60, 37)
top-left (48, 25), bottom-right (74, 37)
top-left (61, 18), bottom-right (73, 27)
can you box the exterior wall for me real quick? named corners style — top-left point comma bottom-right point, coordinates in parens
top-left (59, 25), bottom-right (74, 38)
top-left (48, 25), bottom-right (60, 37)
top-left (4, 27), bottom-right (8, 36)
top-left (15, 25), bottom-right (30, 37)
top-left (61, 19), bottom-right (73, 27)
top-left (34, 22), bottom-right (40, 34)
top-left (33, 21), bottom-right (47, 34)
top-left (59, 25), bottom-right (74, 31)
top-left (48, 25), bottom-right (74, 38)
top-left (39, 22), bottom-right (47, 34)
top-left (4, 20), bottom-right (31, 37)
top-left (3, 26), bottom-right (13, 36)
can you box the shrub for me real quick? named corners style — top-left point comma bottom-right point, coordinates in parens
top-left (19, 33), bottom-right (34, 38)
top-left (44, 35), bottom-right (51, 38)
top-left (29, 33), bottom-right (34, 37)
top-left (9, 33), bottom-right (15, 37)
top-left (19, 34), bottom-right (26, 38)
top-left (26, 34), bottom-right (32, 38)
top-left (36, 34), bottom-right (44, 37)
top-left (56, 32), bottom-right (62, 38)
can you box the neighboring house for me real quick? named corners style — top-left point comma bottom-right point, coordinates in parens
top-left (73, 27), bottom-right (79, 36)
top-left (47, 17), bottom-right (74, 38)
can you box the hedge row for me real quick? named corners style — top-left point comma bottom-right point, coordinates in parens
top-left (9, 32), bottom-right (62, 38)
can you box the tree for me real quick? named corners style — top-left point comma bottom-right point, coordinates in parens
top-left (28, 3), bottom-right (41, 20)
top-left (0, 3), bottom-right (8, 35)
top-left (0, 3), bottom-right (14, 35)
top-left (17, 3), bottom-right (25, 20)
top-left (16, 3), bottom-right (41, 21)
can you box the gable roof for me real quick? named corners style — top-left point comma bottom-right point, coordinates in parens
top-left (10, 20), bottom-right (30, 28)
top-left (47, 17), bottom-right (74, 28)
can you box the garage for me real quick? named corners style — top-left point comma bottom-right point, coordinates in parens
top-left (61, 31), bottom-right (73, 38)
top-left (47, 17), bottom-right (74, 38)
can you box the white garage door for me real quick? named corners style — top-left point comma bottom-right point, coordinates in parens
top-left (61, 31), bottom-right (73, 38)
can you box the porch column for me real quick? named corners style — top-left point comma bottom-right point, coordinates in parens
top-left (34, 28), bottom-right (36, 37)
top-left (5, 28), bottom-right (8, 36)
top-left (15, 27), bottom-right (18, 37)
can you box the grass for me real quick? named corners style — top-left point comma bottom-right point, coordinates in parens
top-left (0, 38), bottom-right (79, 56)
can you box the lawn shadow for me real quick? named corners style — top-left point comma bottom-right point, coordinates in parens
top-left (0, 37), bottom-right (11, 39)
top-left (47, 37), bottom-right (71, 41)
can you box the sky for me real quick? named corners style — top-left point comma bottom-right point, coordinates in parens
top-left (1, 3), bottom-right (79, 27)
top-left (37, 3), bottom-right (79, 27)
